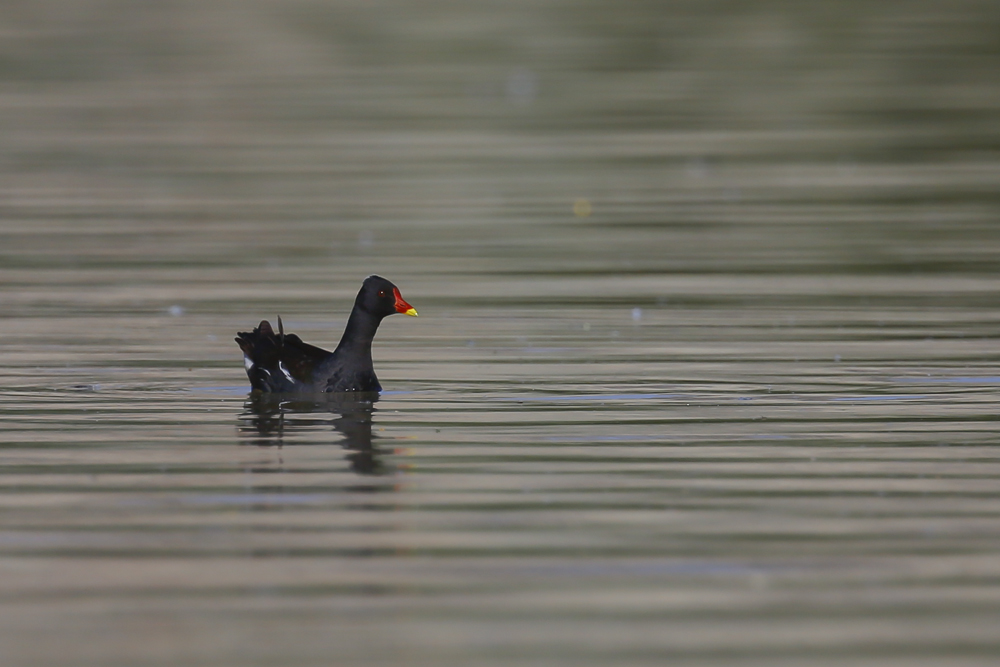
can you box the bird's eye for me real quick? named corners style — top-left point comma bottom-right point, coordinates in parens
top-left (378, 290), bottom-right (386, 298)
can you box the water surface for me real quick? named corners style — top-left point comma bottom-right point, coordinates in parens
top-left (2, 2), bottom-right (1000, 665)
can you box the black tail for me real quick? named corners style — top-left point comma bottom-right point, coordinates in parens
top-left (236, 320), bottom-right (284, 392)
top-left (236, 319), bottom-right (332, 393)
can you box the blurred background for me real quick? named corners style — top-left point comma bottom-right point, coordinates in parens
top-left (3, 2), bottom-right (1000, 666)
top-left (2, 0), bottom-right (998, 283)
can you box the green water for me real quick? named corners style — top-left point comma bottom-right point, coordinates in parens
top-left (1, 1), bottom-right (1000, 665)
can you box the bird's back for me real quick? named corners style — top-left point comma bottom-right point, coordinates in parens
top-left (235, 319), bottom-right (333, 393)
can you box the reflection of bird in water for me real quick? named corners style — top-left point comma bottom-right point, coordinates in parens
top-left (237, 391), bottom-right (387, 475)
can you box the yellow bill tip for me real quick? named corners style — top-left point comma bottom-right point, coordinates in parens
top-left (405, 308), bottom-right (418, 317)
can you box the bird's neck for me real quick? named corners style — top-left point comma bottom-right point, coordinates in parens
top-left (335, 309), bottom-right (381, 359)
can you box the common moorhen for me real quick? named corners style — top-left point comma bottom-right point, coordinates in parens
top-left (235, 275), bottom-right (417, 393)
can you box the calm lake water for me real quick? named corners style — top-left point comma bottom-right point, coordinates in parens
top-left (2, 2), bottom-right (1000, 665)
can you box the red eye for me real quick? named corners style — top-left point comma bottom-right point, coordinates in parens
top-left (378, 290), bottom-right (386, 298)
